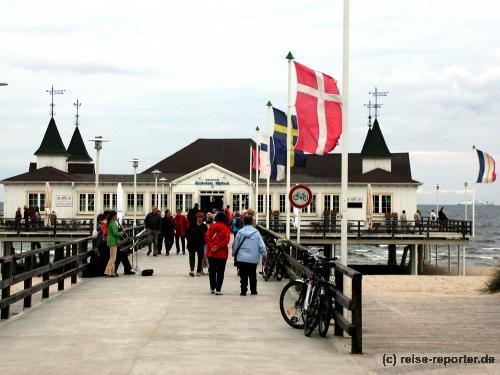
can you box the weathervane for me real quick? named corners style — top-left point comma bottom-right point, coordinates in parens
top-left (364, 100), bottom-right (375, 129)
top-left (74, 99), bottom-right (82, 127)
top-left (369, 86), bottom-right (389, 119)
top-left (46, 85), bottom-right (66, 117)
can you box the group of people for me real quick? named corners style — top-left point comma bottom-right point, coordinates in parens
top-left (14, 205), bottom-right (57, 230)
top-left (142, 204), bottom-right (267, 295)
top-left (399, 207), bottom-right (449, 234)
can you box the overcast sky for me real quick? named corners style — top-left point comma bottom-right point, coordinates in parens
top-left (0, 0), bottom-right (499, 204)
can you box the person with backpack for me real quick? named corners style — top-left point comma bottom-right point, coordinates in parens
top-left (186, 212), bottom-right (208, 276)
top-left (232, 215), bottom-right (267, 296)
top-left (231, 212), bottom-right (241, 235)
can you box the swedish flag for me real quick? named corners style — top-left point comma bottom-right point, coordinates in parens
top-left (272, 107), bottom-right (307, 168)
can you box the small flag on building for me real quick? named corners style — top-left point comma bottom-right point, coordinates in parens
top-left (294, 61), bottom-right (342, 155)
top-left (476, 148), bottom-right (496, 183)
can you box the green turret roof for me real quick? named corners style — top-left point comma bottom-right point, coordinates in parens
top-left (34, 117), bottom-right (68, 156)
top-left (360, 119), bottom-right (391, 158)
top-left (67, 126), bottom-right (93, 162)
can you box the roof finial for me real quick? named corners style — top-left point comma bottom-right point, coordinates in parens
top-left (46, 85), bottom-right (66, 117)
top-left (364, 99), bottom-right (374, 129)
top-left (369, 86), bottom-right (389, 119)
top-left (74, 99), bottom-right (82, 127)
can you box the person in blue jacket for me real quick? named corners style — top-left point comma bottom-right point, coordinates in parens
top-left (232, 215), bottom-right (267, 296)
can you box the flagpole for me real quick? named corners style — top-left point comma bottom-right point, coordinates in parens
top-left (256, 126), bottom-right (260, 225)
top-left (472, 145), bottom-right (476, 238)
top-left (340, 0), bottom-right (350, 268)
top-left (286, 52), bottom-right (294, 239)
top-left (266, 101), bottom-right (273, 230)
top-left (249, 145), bottom-right (253, 209)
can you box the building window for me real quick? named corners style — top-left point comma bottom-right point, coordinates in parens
top-left (279, 194), bottom-right (286, 213)
top-left (151, 194), bottom-right (168, 209)
top-left (257, 194), bottom-right (272, 214)
top-left (175, 193), bottom-right (192, 213)
top-left (323, 194), bottom-right (339, 212)
top-left (373, 194), bottom-right (391, 214)
top-left (103, 193), bottom-right (117, 210)
top-left (79, 193), bottom-right (95, 213)
top-left (28, 193), bottom-right (45, 211)
top-left (127, 193), bottom-right (144, 212)
top-left (302, 194), bottom-right (316, 214)
top-left (231, 194), bottom-right (249, 212)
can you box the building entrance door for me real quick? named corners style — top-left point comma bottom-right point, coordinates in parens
top-left (200, 191), bottom-right (224, 213)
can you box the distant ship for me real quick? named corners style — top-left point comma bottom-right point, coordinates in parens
top-left (457, 200), bottom-right (496, 206)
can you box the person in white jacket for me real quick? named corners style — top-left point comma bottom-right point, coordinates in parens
top-left (232, 215), bottom-right (268, 296)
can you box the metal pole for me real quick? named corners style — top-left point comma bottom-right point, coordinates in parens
top-left (340, 0), bottom-right (350, 269)
top-left (448, 245), bottom-right (451, 273)
top-left (285, 52), bottom-right (294, 239)
top-left (436, 184), bottom-right (439, 219)
top-left (266, 101), bottom-right (273, 230)
top-left (462, 246), bottom-right (466, 276)
top-left (249, 146), bottom-right (253, 209)
top-left (255, 127), bottom-right (260, 225)
top-left (133, 164), bottom-right (137, 226)
top-left (155, 176), bottom-right (158, 209)
top-left (162, 183), bottom-right (165, 213)
top-left (464, 182), bottom-right (468, 220)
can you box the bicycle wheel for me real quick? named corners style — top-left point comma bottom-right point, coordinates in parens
top-left (318, 287), bottom-right (332, 337)
top-left (263, 261), bottom-right (273, 281)
top-left (275, 263), bottom-right (285, 281)
top-left (303, 286), bottom-right (321, 337)
top-left (279, 280), bottom-right (306, 329)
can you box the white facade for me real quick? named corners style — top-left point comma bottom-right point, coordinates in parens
top-left (36, 156), bottom-right (68, 172)
top-left (3, 163), bottom-right (419, 222)
top-left (362, 158), bottom-right (391, 174)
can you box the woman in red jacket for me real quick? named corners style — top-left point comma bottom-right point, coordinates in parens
top-left (174, 209), bottom-right (189, 255)
top-left (205, 212), bottom-right (231, 295)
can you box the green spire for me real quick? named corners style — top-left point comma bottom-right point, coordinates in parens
top-left (286, 51), bottom-right (294, 60)
top-left (256, 126), bottom-right (260, 132)
top-left (67, 126), bottom-right (93, 162)
top-left (34, 117), bottom-right (68, 156)
top-left (266, 100), bottom-right (272, 107)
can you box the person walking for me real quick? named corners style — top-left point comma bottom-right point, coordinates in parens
top-left (231, 212), bottom-right (241, 236)
top-left (174, 209), bottom-right (189, 255)
top-left (438, 207), bottom-right (448, 231)
top-left (105, 211), bottom-right (121, 277)
top-left (15, 207), bottom-right (22, 232)
top-left (232, 215), bottom-right (267, 296)
top-left (145, 206), bottom-right (162, 256)
top-left (414, 209), bottom-right (423, 234)
top-left (205, 212), bottom-right (230, 295)
top-left (400, 210), bottom-right (409, 233)
top-left (186, 212), bottom-right (208, 276)
top-left (224, 205), bottom-right (231, 226)
top-left (160, 209), bottom-right (175, 256)
top-left (187, 203), bottom-right (200, 225)
top-left (114, 220), bottom-right (135, 275)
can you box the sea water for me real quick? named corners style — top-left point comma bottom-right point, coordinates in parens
top-left (349, 205), bottom-right (500, 267)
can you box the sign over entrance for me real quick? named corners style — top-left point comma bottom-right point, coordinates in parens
top-left (289, 184), bottom-right (313, 209)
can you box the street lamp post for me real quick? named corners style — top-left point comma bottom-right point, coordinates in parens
top-left (89, 136), bottom-right (108, 236)
top-left (436, 184), bottom-right (440, 217)
top-left (159, 177), bottom-right (167, 213)
top-left (129, 159), bottom-right (140, 226)
top-left (464, 182), bottom-right (468, 221)
top-left (152, 170), bottom-right (161, 210)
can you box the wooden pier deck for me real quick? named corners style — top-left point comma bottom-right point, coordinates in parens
top-left (1, 249), bottom-right (498, 374)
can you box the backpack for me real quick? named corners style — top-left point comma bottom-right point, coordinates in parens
top-left (231, 217), bottom-right (241, 233)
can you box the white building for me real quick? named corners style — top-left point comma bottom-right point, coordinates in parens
top-left (2, 116), bottom-right (420, 222)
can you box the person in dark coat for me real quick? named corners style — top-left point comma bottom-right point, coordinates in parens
top-left (145, 206), bottom-right (162, 256)
top-left (160, 209), bottom-right (175, 256)
top-left (187, 203), bottom-right (200, 225)
top-left (186, 212), bottom-right (208, 276)
top-left (23, 205), bottom-right (29, 230)
top-left (438, 207), bottom-right (448, 231)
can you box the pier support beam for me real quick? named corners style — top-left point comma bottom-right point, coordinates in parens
top-left (323, 244), bottom-right (332, 259)
top-left (458, 246), bottom-right (461, 276)
top-left (462, 246), bottom-right (466, 276)
top-left (388, 244), bottom-right (397, 266)
top-left (417, 244), bottom-right (424, 275)
top-left (424, 244), bottom-right (431, 266)
top-left (410, 245), bottom-right (418, 275)
top-left (448, 245), bottom-right (451, 273)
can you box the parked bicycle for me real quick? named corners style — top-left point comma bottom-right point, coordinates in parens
top-left (279, 249), bottom-right (336, 337)
top-left (261, 239), bottom-right (288, 281)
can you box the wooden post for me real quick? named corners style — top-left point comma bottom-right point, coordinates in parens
top-left (23, 255), bottom-right (33, 308)
top-left (351, 274), bottom-right (362, 354)
top-left (457, 246), bottom-right (461, 276)
top-left (435, 245), bottom-right (438, 267)
top-left (1, 259), bottom-right (12, 319)
top-left (333, 268), bottom-right (344, 337)
top-left (417, 244), bottom-right (424, 275)
top-left (57, 244), bottom-right (65, 291)
top-left (42, 250), bottom-right (50, 299)
top-left (410, 245), bottom-right (417, 275)
top-left (448, 245), bottom-right (451, 273)
top-left (71, 244), bottom-right (78, 284)
top-left (462, 246), bottom-right (466, 276)
top-left (388, 244), bottom-right (397, 266)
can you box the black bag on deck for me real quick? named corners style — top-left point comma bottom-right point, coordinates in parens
top-left (141, 269), bottom-right (154, 276)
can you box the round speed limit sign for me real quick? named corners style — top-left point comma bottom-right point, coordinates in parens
top-left (289, 184), bottom-right (313, 209)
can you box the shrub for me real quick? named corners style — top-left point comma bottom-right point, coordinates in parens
top-left (486, 267), bottom-right (500, 293)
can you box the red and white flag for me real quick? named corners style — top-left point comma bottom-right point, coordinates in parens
top-left (294, 61), bottom-right (342, 155)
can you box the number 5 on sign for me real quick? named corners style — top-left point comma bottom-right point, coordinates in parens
top-left (289, 184), bottom-right (313, 209)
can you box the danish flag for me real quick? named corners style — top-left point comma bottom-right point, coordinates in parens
top-left (294, 61), bottom-right (342, 155)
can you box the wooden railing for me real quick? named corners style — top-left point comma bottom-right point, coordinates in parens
top-left (0, 218), bottom-right (144, 235)
top-left (258, 226), bottom-right (363, 354)
top-left (268, 217), bottom-right (472, 239)
top-left (0, 225), bottom-right (145, 320)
